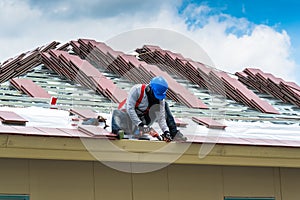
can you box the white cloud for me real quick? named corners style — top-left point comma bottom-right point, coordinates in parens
top-left (0, 0), bottom-right (42, 59)
top-left (0, 1), bottom-right (40, 27)
top-left (180, 5), bottom-right (297, 82)
top-left (0, 1), bottom-right (298, 83)
top-left (27, 0), bottom-right (178, 20)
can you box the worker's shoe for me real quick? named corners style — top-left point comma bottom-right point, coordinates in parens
top-left (112, 129), bottom-right (125, 139)
top-left (117, 130), bottom-right (125, 139)
top-left (172, 130), bottom-right (187, 142)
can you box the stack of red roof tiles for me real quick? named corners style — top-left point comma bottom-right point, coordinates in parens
top-left (0, 41), bottom-right (59, 84)
top-left (70, 39), bottom-right (208, 109)
top-left (236, 68), bottom-right (300, 107)
top-left (136, 45), bottom-right (280, 114)
top-left (0, 111), bottom-right (28, 125)
top-left (10, 78), bottom-right (51, 98)
top-left (41, 49), bottom-right (127, 103)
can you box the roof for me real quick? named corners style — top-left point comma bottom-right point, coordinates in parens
top-left (0, 38), bottom-right (300, 167)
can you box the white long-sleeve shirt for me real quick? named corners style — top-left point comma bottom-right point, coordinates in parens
top-left (124, 84), bottom-right (169, 133)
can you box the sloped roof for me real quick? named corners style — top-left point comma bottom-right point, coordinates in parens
top-left (0, 38), bottom-right (300, 167)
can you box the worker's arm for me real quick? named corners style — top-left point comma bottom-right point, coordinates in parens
top-left (126, 85), bottom-right (144, 126)
top-left (158, 100), bottom-right (169, 133)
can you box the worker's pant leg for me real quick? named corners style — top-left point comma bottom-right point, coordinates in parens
top-left (111, 109), bottom-right (135, 134)
top-left (165, 102), bottom-right (178, 137)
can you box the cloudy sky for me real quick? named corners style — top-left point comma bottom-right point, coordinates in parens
top-left (1, 0), bottom-right (300, 84)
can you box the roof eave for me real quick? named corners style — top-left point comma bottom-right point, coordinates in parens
top-left (1, 134), bottom-right (300, 168)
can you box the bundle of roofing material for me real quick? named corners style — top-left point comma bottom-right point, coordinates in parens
top-left (78, 125), bottom-right (117, 139)
top-left (137, 45), bottom-right (200, 84)
top-left (236, 68), bottom-right (300, 107)
top-left (0, 41), bottom-right (59, 84)
top-left (70, 39), bottom-right (208, 109)
top-left (69, 108), bottom-right (98, 119)
top-left (136, 45), bottom-right (279, 114)
top-left (0, 111), bottom-right (28, 125)
top-left (174, 118), bottom-right (188, 127)
top-left (41, 50), bottom-right (127, 103)
top-left (192, 117), bottom-right (227, 129)
top-left (10, 78), bottom-right (51, 98)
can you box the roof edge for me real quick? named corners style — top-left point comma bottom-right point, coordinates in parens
top-left (1, 134), bottom-right (300, 168)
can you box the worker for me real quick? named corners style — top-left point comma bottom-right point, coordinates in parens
top-left (111, 76), bottom-right (187, 142)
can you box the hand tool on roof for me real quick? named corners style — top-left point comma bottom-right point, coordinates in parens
top-left (82, 115), bottom-right (109, 129)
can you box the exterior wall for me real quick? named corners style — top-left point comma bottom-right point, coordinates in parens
top-left (0, 158), bottom-right (299, 200)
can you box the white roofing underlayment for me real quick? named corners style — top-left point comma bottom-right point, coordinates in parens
top-left (1, 106), bottom-right (299, 147)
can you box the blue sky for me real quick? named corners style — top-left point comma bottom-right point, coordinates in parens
top-left (0, 0), bottom-right (299, 83)
top-left (179, 0), bottom-right (300, 68)
top-left (181, 0), bottom-right (299, 25)
top-left (180, 0), bottom-right (300, 83)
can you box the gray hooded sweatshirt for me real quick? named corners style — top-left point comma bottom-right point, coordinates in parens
top-left (123, 84), bottom-right (169, 133)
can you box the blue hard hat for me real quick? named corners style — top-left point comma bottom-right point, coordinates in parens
top-left (150, 76), bottom-right (168, 100)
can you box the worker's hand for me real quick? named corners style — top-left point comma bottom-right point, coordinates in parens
top-left (161, 131), bottom-right (172, 142)
top-left (138, 123), bottom-right (151, 134)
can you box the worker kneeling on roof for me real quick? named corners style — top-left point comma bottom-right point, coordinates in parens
top-left (111, 76), bottom-right (187, 142)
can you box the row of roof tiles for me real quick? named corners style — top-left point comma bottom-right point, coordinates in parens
top-left (70, 39), bottom-right (208, 109)
top-left (236, 68), bottom-right (300, 107)
top-left (0, 38), bottom-right (300, 145)
top-left (1, 38), bottom-right (299, 115)
top-left (136, 45), bottom-right (281, 114)
top-left (42, 49), bottom-right (128, 103)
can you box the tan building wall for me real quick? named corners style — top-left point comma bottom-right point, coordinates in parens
top-left (0, 158), bottom-right (299, 200)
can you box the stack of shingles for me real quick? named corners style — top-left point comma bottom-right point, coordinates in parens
top-left (192, 117), bottom-right (227, 129)
top-left (136, 45), bottom-right (279, 114)
top-left (0, 41), bottom-right (59, 84)
top-left (70, 39), bottom-right (208, 109)
top-left (137, 45), bottom-right (207, 87)
top-left (140, 45), bottom-right (185, 78)
top-left (236, 68), bottom-right (300, 107)
top-left (78, 125), bottom-right (117, 139)
top-left (0, 111), bottom-right (28, 125)
top-left (10, 78), bottom-right (51, 98)
top-left (69, 108), bottom-right (98, 119)
top-left (215, 70), bottom-right (279, 114)
top-left (41, 49), bottom-right (127, 103)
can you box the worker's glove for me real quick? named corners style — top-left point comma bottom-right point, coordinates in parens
top-left (161, 131), bottom-right (172, 142)
top-left (138, 123), bottom-right (151, 134)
